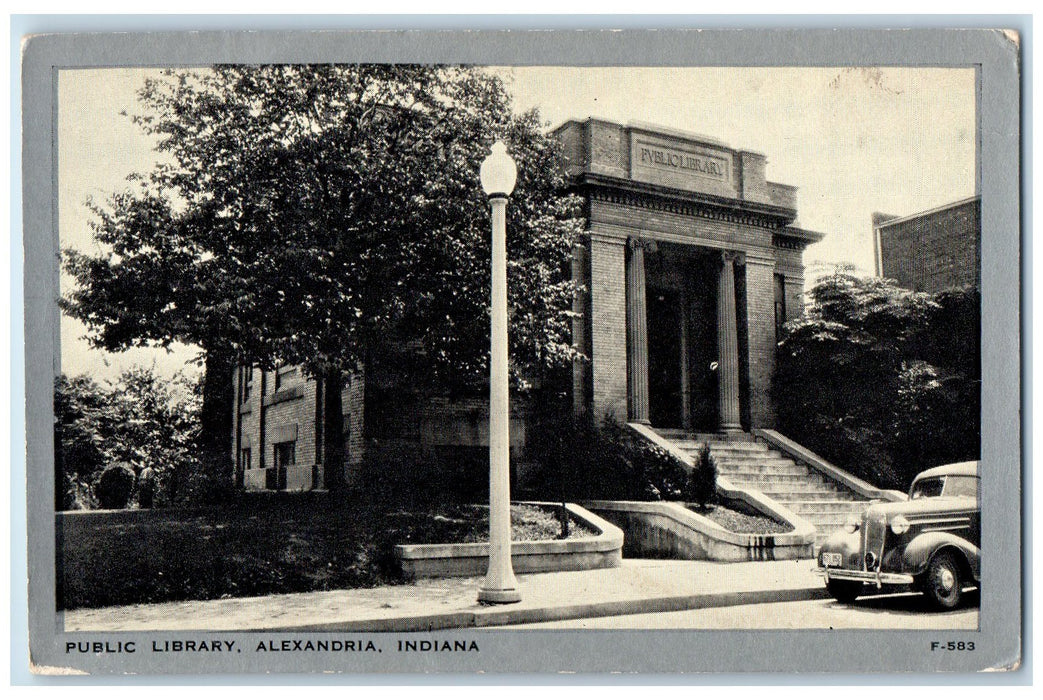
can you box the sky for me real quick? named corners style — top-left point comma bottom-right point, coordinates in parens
top-left (58, 65), bottom-right (977, 381)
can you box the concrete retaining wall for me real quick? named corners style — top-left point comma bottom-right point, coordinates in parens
top-left (585, 500), bottom-right (813, 562)
top-left (394, 503), bottom-right (624, 578)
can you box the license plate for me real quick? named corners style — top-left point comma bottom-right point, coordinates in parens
top-left (822, 552), bottom-right (842, 567)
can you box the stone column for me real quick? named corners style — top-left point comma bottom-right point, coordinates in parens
top-left (717, 251), bottom-right (743, 434)
top-left (626, 237), bottom-right (650, 424)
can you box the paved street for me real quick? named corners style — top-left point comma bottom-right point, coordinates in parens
top-left (499, 589), bottom-right (979, 630)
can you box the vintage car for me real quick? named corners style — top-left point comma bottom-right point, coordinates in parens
top-left (816, 461), bottom-right (980, 610)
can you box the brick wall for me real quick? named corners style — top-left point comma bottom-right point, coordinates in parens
top-left (571, 240), bottom-right (592, 414)
top-left (232, 366), bottom-right (365, 491)
top-left (783, 276), bottom-right (805, 322)
top-left (552, 121), bottom-right (587, 177)
top-left (744, 259), bottom-right (778, 428)
top-left (739, 152), bottom-right (771, 205)
top-left (342, 369), bottom-right (365, 466)
top-left (878, 198), bottom-right (980, 293)
top-left (588, 233), bottom-right (628, 422)
top-left (587, 120), bottom-right (628, 179)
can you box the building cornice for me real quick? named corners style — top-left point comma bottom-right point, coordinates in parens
top-left (576, 173), bottom-right (798, 231)
top-left (873, 196), bottom-right (981, 230)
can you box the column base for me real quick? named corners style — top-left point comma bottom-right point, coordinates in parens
top-left (478, 587), bottom-right (522, 605)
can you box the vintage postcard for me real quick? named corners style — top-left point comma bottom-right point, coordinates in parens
top-left (21, 28), bottom-right (1021, 675)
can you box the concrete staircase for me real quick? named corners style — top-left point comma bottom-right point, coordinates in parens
top-left (654, 429), bottom-right (873, 546)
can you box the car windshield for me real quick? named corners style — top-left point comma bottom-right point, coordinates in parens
top-left (910, 475), bottom-right (979, 500)
top-left (910, 477), bottom-right (944, 499)
top-left (943, 475), bottom-right (979, 499)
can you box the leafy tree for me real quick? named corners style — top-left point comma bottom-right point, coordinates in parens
top-left (54, 367), bottom-right (201, 510)
top-left (54, 374), bottom-right (112, 510)
top-left (62, 65), bottom-right (583, 489)
top-left (774, 274), bottom-right (980, 490)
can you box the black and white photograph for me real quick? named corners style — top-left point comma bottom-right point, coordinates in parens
top-left (20, 28), bottom-right (1022, 675)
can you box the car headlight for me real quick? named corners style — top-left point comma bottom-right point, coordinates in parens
top-left (890, 514), bottom-right (910, 535)
top-left (844, 513), bottom-right (861, 533)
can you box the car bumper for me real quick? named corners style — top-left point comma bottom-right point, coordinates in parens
top-left (815, 567), bottom-right (915, 586)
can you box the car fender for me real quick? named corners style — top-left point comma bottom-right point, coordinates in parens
top-left (900, 531), bottom-right (980, 581)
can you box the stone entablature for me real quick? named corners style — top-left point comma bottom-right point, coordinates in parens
top-left (554, 118), bottom-right (798, 216)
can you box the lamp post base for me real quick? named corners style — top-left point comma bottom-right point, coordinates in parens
top-left (477, 586), bottom-right (522, 605)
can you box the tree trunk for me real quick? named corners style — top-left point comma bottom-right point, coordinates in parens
top-left (200, 348), bottom-right (235, 485)
top-left (322, 367), bottom-right (346, 492)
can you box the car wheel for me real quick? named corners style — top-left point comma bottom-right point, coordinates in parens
top-left (923, 551), bottom-right (963, 610)
top-left (826, 578), bottom-right (863, 604)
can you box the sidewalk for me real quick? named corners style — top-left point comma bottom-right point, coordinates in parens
top-left (63, 559), bottom-right (827, 633)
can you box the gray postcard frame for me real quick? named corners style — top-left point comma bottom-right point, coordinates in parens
top-left (21, 27), bottom-right (1021, 675)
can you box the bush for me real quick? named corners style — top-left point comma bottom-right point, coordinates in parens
top-left (686, 443), bottom-right (718, 508)
top-left (54, 367), bottom-right (203, 510)
top-left (523, 412), bottom-right (689, 503)
top-left (96, 462), bottom-right (136, 509)
top-left (774, 276), bottom-right (980, 492)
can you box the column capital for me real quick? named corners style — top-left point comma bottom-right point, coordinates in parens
top-left (721, 250), bottom-right (746, 265)
top-left (627, 236), bottom-right (658, 254)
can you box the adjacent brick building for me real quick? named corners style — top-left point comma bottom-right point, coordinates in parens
top-left (230, 119), bottom-right (823, 490)
top-left (873, 196), bottom-right (981, 294)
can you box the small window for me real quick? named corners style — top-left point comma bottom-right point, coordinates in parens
top-left (239, 366), bottom-right (253, 404)
top-left (274, 365), bottom-right (296, 391)
top-left (773, 273), bottom-right (787, 341)
top-left (274, 441), bottom-right (296, 468)
top-left (239, 448), bottom-right (251, 471)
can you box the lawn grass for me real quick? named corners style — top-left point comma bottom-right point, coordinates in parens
top-left (58, 496), bottom-right (594, 610)
top-left (394, 503), bottom-right (596, 544)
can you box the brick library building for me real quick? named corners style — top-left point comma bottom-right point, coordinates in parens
top-left (231, 119), bottom-right (823, 492)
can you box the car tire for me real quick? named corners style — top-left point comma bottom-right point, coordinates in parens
top-left (922, 551), bottom-right (963, 610)
top-left (826, 578), bottom-right (863, 604)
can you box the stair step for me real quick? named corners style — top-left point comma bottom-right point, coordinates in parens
top-left (758, 489), bottom-right (861, 502)
top-left (674, 440), bottom-right (766, 452)
top-left (709, 444), bottom-right (767, 454)
top-left (783, 500), bottom-right (871, 514)
top-left (728, 477), bottom-right (846, 492)
top-left (655, 430), bottom-right (726, 441)
top-left (800, 513), bottom-right (861, 526)
top-left (721, 473), bottom-right (832, 488)
top-left (709, 447), bottom-right (784, 459)
top-left (721, 465), bottom-right (809, 475)
top-left (715, 457), bottom-right (797, 469)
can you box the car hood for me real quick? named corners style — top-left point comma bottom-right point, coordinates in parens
top-left (867, 496), bottom-right (976, 518)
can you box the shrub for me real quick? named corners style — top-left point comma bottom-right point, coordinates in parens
top-left (774, 276), bottom-right (980, 492)
top-left (523, 412), bottom-right (689, 503)
top-left (686, 443), bottom-right (718, 508)
top-left (96, 462), bottom-right (136, 509)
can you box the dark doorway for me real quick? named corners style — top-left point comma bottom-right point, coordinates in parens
top-left (686, 256), bottom-right (719, 432)
top-left (647, 287), bottom-right (684, 428)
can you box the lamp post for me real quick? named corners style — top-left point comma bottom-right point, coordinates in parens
top-left (477, 141), bottom-right (521, 604)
